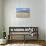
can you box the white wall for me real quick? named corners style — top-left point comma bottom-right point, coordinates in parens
top-left (45, 0), bottom-right (46, 40)
top-left (0, 0), bottom-right (3, 38)
top-left (0, 0), bottom-right (2, 29)
top-left (32, 0), bottom-right (45, 40)
top-left (3, 0), bottom-right (45, 40)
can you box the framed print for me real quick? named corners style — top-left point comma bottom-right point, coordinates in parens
top-left (16, 8), bottom-right (31, 18)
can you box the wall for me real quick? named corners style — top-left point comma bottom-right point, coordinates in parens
top-left (0, 0), bottom-right (2, 28)
top-left (32, 0), bottom-right (45, 40)
top-left (3, 0), bottom-right (45, 40)
top-left (45, 0), bottom-right (46, 40)
top-left (0, 0), bottom-right (3, 38)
